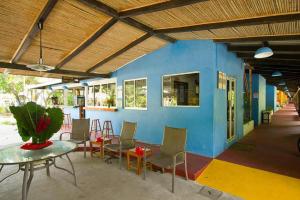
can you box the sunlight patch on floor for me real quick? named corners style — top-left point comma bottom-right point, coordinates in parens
top-left (196, 159), bottom-right (300, 200)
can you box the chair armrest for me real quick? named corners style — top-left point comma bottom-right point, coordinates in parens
top-left (173, 151), bottom-right (186, 161)
top-left (59, 132), bottom-right (71, 140)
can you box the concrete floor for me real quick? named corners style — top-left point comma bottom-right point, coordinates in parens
top-left (0, 152), bottom-right (240, 200)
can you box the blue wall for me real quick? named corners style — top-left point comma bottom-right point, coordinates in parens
top-left (213, 44), bottom-right (244, 157)
top-left (266, 84), bottom-right (277, 112)
top-left (65, 40), bottom-right (244, 157)
top-left (252, 74), bottom-right (266, 126)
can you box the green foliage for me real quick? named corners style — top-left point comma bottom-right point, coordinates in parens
top-left (0, 74), bottom-right (39, 105)
top-left (9, 102), bottom-right (63, 142)
top-left (0, 106), bottom-right (9, 114)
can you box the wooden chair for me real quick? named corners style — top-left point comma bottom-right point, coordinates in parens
top-left (60, 119), bottom-right (90, 158)
top-left (104, 121), bottom-right (137, 169)
top-left (143, 127), bottom-right (188, 193)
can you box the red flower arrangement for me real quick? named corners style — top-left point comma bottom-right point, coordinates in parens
top-left (135, 146), bottom-right (144, 156)
top-left (9, 102), bottom-right (64, 150)
top-left (96, 137), bottom-right (104, 143)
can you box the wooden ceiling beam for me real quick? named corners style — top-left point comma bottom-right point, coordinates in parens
top-left (155, 12), bottom-right (300, 34)
top-left (79, 0), bottom-right (176, 43)
top-left (10, 0), bottom-right (58, 63)
top-left (87, 33), bottom-right (152, 73)
top-left (214, 35), bottom-right (300, 43)
top-left (237, 53), bottom-right (300, 60)
top-left (228, 45), bottom-right (300, 52)
top-left (56, 18), bottom-right (118, 69)
top-left (0, 62), bottom-right (109, 78)
top-left (119, 0), bottom-right (206, 18)
top-left (245, 59), bottom-right (300, 66)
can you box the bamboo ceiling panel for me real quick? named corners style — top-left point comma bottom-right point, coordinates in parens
top-left (167, 21), bottom-right (300, 40)
top-left (0, 0), bottom-right (47, 62)
top-left (94, 37), bottom-right (167, 73)
top-left (134, 0), bottom-right (300, 29)
top-left (167, 30), bottom-right (217, 40)
top-left (62, 22), bottom-right (146, 71)
top-left (19, 0), bottom-right (111, 66)
top-left (100, 0), bottom-right (169, 12)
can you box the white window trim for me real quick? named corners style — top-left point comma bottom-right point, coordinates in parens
top-left (162, 71), bottom-right (200, 108)
top-left (123, 77), bottom-right (147, 110)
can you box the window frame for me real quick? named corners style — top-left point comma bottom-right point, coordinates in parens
top-left (123, 77), bottom-right (148, 110)
top-left (162, 71), bottom-right (200, 108)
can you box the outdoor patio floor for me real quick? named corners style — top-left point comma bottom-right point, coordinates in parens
top-left (0, 152), bottom-right (239, 200)
top-left (196, 104), bottom-right (300, 199)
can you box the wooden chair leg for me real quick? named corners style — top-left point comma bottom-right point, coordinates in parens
top-left (172, 165), bottom-right (176, 193)
top-left (84, 142), bottom-right (86, 158)
top-left (184, 153), bottom-right (188, 180)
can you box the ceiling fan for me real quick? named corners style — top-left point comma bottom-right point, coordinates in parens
top-left (26, 21), bottom-right (54, 72)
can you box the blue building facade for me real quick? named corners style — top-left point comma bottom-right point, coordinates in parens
top-left (266, 84), bottom-right (277, 112)
top-left (252, 74), bottom-right (266, 126)
top-left (63, 40), bottom-right (244, 158)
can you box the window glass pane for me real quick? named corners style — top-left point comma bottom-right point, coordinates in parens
top-left (125, 81), bottom-right (134, 108)
top-left (107, 83), bottom-right (116, 107)
top-left (163, 73), bottom-right (199, 106)
top-left (66, 90), bottom-right (74, 106)
top-left (94, 85), bottom-right (102, 106)
top-left (51, 90), bottom-right (64, 105)
top-left (87, 86), bottom-right (94, 106)
top-left (135, 79), bottom-right (147, 108)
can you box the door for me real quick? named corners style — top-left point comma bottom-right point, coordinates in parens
top-left (227, 77), bottom-right (236, 141)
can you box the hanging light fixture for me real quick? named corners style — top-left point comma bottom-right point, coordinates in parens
top-left (278, 80), bottom-right (285, 86)
top-left (271, 71), bottom-right (282, 77)
top-left (254, 42), bottom-right (273, 59)
top-left (26, 21), bottom-right (54, 72)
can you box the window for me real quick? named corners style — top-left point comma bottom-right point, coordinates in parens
top-left (66, 89), bottom-right (75, 106)
top-left (95, 83), bottom-right (116, 107)
top-left (124, 78), bottom-right (147, 109)
top-left (163, 72), bottom-right (199, 107)
top-left (87, 86), bottom-right (94, 106)
top-left (87, 81), bottom-right (116, 108)
top-left (51, 90), bottom-right (64, 105)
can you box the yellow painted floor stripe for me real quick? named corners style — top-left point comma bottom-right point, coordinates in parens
top-left (196, 159), bottom-right (300, 200)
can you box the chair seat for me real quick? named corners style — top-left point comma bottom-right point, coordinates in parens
top-left (69, 139), bottom-right (85, 144)
top-left (105, 143), bottom-right (134, 152)
top-left (147, 152), bottom-right (184, 169)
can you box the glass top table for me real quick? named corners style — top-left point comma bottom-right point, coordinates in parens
top-left (0, 141), bottom-right (77, 165)
top-left (0, 140), bottom-right (77, 200)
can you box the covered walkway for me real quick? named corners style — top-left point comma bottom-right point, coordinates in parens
top-left (197, 104), bottom-right (300, 199)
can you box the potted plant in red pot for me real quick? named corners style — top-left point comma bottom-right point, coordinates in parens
top-left (9, 102), bottom-right (64, 150)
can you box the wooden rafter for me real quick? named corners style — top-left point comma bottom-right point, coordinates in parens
top-left (214, 35), bottom-right (300, 43)
top-left (0, 62), bottom-right (109, 78)
top-left (228, 45), bottom-right (300, 52)
top-left (78, 0), bottom-right (176, 43)
top-left (10, 0), bottom-right (58, 63)
top-left (87, 33), bottom-right (152, 72)
top-left (245, 59), bottom-right (300, 66)
top-left (155, 12), bottom-right (300, 33)
top-left (119, 0), bottom-right (206, 18)
top-left (237, 53), bottom-right (300, 60)
top-left (56, 18), bottom-right (118, 69)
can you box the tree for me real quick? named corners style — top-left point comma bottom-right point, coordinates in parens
top-left (0, 74), bottom-right (39, 105)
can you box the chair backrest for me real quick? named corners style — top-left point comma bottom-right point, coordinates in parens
top-left (120, 121), bottom-right (137, 145)
top-left (71, 119), bottom-right (90, 140)
top-left (160, 127), bottom-right (187, 156)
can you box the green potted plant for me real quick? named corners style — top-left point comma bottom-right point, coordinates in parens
top-left (9, 102), bottom-right (64, 149)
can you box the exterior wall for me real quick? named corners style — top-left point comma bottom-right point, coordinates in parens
top-left (63, 40), bottom-right (244, 157)
top-left (252, 74), bottom-right (266, 126)
top-left (212, 43), bottom-right (244, 157)
top-left (266, 84), bottom-right (277, 112)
